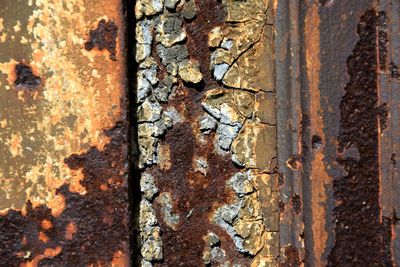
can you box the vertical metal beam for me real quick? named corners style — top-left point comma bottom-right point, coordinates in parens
top-left (0, 0), bottom-right (130, 266)
top-left (277, 0), bottom-right (400, 266)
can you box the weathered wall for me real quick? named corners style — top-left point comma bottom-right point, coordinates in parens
top-left (2, 0), bottom-right (399, 266)
top-left (135, 0), bottom-right (279, 265)
top-left (0, 0), bottom-right (130, 266)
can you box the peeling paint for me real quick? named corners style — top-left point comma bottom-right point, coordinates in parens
top-left (136, 0), bottom-right (278, 265)
top-left (0, 0), bottom-right (129, 265)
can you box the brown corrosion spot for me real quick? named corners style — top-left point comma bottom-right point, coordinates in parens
top-left (184, 0), bottom-right (225, 88)
top-left (14, 63), bottom-right (41, 89)
top-left (291, 194), bottom-right (302, 215)
top-left (279, 200), bottom-right (286, 213)
top-left (0, 123), bottom-right (129, 266)
top-left (282, 245), bottom-right (302, 267)
top-left (328, 9), bottom-right (392, 266)
top-left (65, 221), bottom-right (77, 240)
top-left (21, 246), bottom-right (62, 267)
top-left (41, 220), bottom-right (52, 230)
top-left (391, 153), bottom-right (396, 167)
top-left (85, 19), bottom-right (118, 61)
top-left (379, 103), bottom-right (389, 132)
top-left (377, 11), bottom-right (388, 71)
top-left (38, 232), bottom-right (49, 243)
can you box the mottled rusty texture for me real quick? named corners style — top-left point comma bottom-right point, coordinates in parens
top-left (14, 63), bottom-right (41, 89)
top-left (275, 1), bottom-right (305, 265)
top-left (1, 124), bottom-right (129, 266)
top-left (0, 0), bottom-right (129, 266)
top-left (276, 0), bottom-right (400, 266)
top-left (84, 19), bottom-right (119, 61)
top-left (329, 9), bottom-right (391, 266)
top-left (380, 1), bottom-right (400, 263)
top-left (136, 0), bottom-right (278, 266)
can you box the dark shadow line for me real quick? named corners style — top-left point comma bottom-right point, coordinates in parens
top-left (123, 0), bottom-right (141, 266)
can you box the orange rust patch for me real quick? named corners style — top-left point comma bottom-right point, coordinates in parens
top-left (111, 250), bottom-right (129, 267)
top-left (45, 194), bottom-right (65, 218)
top-left (21, 246), bottom-right (62, 267)
top-left (41, 219), bottom-right (52, 230)
top-left (64, 222), bottom-right (77, 240)
top-left (38, 232), bottom-right (49, 243)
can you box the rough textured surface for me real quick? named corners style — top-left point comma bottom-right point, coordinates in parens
top-left (328, 9), bottom-right (393, 266)
top-left (136, 0), bottom-right (277, 265)
top-left (14, 62), bottom-right (41, 89)
top-left (84, 19), bottom-right (118, 61)
top-left (276, 0), bottom-right (400, 266)
top-left (0, 0), bottom-right (129, 265)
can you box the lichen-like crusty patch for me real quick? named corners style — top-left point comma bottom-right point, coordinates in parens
top-left (136, 0), bottom-right (278, 265)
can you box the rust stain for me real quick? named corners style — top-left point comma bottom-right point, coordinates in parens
top-left (0, 0), bottom-right (127, 213)
top-left (152, 126), bottom-right (238, 265)
top-left (281, 245), bottom-right (302, 267)
top-left (64, 221), bottom-right (77, 240)
top-left (14, 62), bottom-right (41, 89)
top-left (0, 123), bottom-right (130, 267)
top-left (304, 2), bottom-right (330, 266)
top-left (0, 0), bottom-right (129, 265)
top-left (328, 9), bottom-right (393, 266)
top-left (142, 0), bottom-right (255, 265)
top-left (40, 219), bottom-right (52, 230)
top-left (184, 0), bottom-right (225, 87)
top-left (286, 155), bottom-right (302, 170)
top-left (21, 246), bottom-right (62, 267)
top-left (84, 19), bottom-right (119, 61)
top-left (150, 94), bottom-right (251, 266)
top-left (38, 232), bottom-right (49, 243)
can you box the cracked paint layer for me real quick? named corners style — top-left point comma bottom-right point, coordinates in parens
top-left (136, 0), bottom-right (278, 265)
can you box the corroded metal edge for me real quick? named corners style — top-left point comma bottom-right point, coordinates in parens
top-left (275, 0), bottom-right (304, 265)
top-left (380, 0), bottom-right (400, 263)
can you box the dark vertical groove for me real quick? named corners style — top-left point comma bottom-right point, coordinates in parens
top-left (123, 0), bottom-right (140, 266)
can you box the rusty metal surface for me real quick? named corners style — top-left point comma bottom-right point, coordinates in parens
top-left (276, 0), bottom-right (400, 265)
top-left (135, 0), bottom-right (279, 266)
top-left (2, 0), bottom-right (399, 266)
top-left (0, 0), bottom-right (129, 266)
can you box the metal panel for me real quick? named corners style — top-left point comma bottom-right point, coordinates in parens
top-left (276, 0), bottom-right (400, 265)
top-left (0, 0), bottom-right (129, 266)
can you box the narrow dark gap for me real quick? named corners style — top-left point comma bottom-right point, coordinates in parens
top-left (123, 0), bottom-right (141, 266)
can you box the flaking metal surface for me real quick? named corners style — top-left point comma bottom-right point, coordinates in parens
top-left (0, 0), bottom-right (129, 266)
top-left (276, 0), bottom-right (400, 266)
top-left (135, 0), bottom-right (279, 266)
